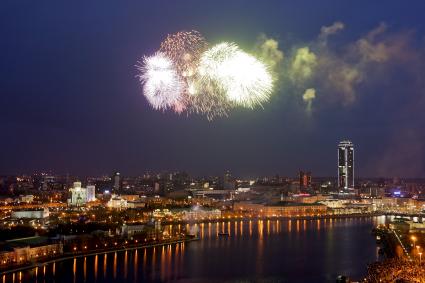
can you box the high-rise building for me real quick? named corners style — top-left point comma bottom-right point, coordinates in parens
top-left (223, 170), bottom-right (235, 190)
top-left (113, 172), bottom-right (121, 192)
top-left (299, 171), bottom-right (312, 189)
top-left (86, 185), bottom-right (96, 202)
top-left (338, 140), bottom-right (354, 190)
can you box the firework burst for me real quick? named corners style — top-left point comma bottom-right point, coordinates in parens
top-left (198, 42), bottom-right (273, 108)
top-left (136, 52), bottom-right (184, 111)
top-left (187, 77), bottom-right (231, 120)
top-left (136, 31), bottom-right (275, 120)
top-left (159, 30), bottom-right (208, 77)
top-left (159, 31), bottom-right (208, 112)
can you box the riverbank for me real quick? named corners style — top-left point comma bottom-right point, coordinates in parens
top-left (0, 236), bottom-right (198, 276)
top-left (162, 212), bottom-right (383, 225)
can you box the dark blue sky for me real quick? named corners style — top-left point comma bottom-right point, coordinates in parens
top-left (1, 1), bottom-right (425, 178)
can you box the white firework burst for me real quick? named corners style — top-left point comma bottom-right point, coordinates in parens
top-left (198, 42), bottom-right (273, 108)
top-left (136, 52), bottom-right (184, 111)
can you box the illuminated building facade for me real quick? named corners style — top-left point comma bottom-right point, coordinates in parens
top-left (299, 171), bottom-right (311, 189)
top-left (68, 182), bottom-right (96, 206)
top-left (338, 140), bottom-right (354, 191)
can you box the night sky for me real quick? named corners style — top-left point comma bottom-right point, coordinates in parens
top-left (1, 1), bottom-right (425, 178)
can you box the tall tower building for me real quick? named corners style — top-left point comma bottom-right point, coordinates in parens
top-left (223, 170), bottom-right (235, 190)
top-left (299, 171), bottom-right (312, 189)
top-left (113, 172), bottom-right (121, 192)
top-left (338, 140), bottom-right (354, 191)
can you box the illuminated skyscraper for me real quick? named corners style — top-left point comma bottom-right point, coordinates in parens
top-left (299, 171), bottom-right (311, 189)
top-left (338, 140), bottom-right (354, 190)
top-left (113, 172), bottom-right (121, 192)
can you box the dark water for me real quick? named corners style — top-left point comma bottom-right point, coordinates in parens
top-left (4, 216), bottom-right (386, 283)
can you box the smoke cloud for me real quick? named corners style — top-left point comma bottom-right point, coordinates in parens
top-left (250, 21), bottom-right (425, 177)
top-left (319, 21), bottom-right (345, 44)
top-left (302, 88), bottom-right (316, 114)
top-left (254, 34), bottom-right (284, 73)
top-left (289, 47), bottom-right (317, 83)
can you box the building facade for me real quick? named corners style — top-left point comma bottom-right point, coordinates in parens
top-left (11, 208), bottom-right (49, 219)
top-left (68, 182), bottom-right (96, 206)
top-left (338, 140), bottom-right (354, 191)
top-left (299, 171), bottom-right (312, 189)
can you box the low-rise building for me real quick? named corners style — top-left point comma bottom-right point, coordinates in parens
top-left (180, 208), bottom-right (221, 221)
top-left (264, 202), bottom-right (327, 217)
top-left (11, 208), bottom-right (49, 219)
top-left (19, 195), bottom-right (34, 203)
top-left (0, 237), bottom-right (63, 267)
top-left (121, 224), bottom-right (146, 238)
top-left (234, 201), bottom-right (327, 217)
top-left (107, 195), bottom-right (128, 209)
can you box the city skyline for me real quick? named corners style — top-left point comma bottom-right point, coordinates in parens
top-left (1, 2), bottom-right (425, 282)
top-left (2, 1), bottom-right (425, 178)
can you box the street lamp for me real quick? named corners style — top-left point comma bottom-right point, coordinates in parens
top-left (411, 236), bottom-right (417, 248)
top-left (419, 252), bottom-right (422, 263)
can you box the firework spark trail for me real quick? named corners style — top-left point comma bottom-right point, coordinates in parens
top-left (188, 77), bottom-right (231, 120)
top-left (136, 52), bottom-right (184, 111)
top-left (159, 31), bottom-right (208, 113)
top-left (159, 30), bottom-right (208, 77)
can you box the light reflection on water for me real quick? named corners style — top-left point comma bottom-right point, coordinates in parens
top-left (7, 217), bottom-right (386, 283)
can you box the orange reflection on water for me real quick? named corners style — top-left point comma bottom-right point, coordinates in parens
top-left (143, 248), bottom-right (146, 266)
top-left (167, 245), bottom-right (172, 280)
top-left (160, 246), bottom-right (166, 281)
top-left (134, 249), bottom-right (138, 281)
top-left (249, 220), bottom-right (253, 236)
top-left (258, 220), bottom-right (263, 239)
top-left (113, 252), bottom-right (117, 279)
top-left (103, 254), bottom-right (107, 278)
top-left (124, 250), bottom-right (128, 279)
top-left (94, 255), bottom-right (98, 281)
top-left (288, 219), bottom-right (292, 232)
top-left (83, 257), bottom-right (87, 282)
top-left (200, 223), bottom-right (204, 239)
top-left (256, 220), bottom-right (264, 275)
top-left (152, 247), bottom-right (156, 280)
top-left (173, 244), bottom-right (179, 280)
top-left (240, 221), bottom-right (243, 236)
top-left (73, 258), bottom-right (76, 283)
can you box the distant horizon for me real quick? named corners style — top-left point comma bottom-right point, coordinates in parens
top-left (3, 170), bottom-right (425, 181)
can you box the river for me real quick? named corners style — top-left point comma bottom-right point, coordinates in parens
top-left (4, 216), bottom-right (387, 283)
